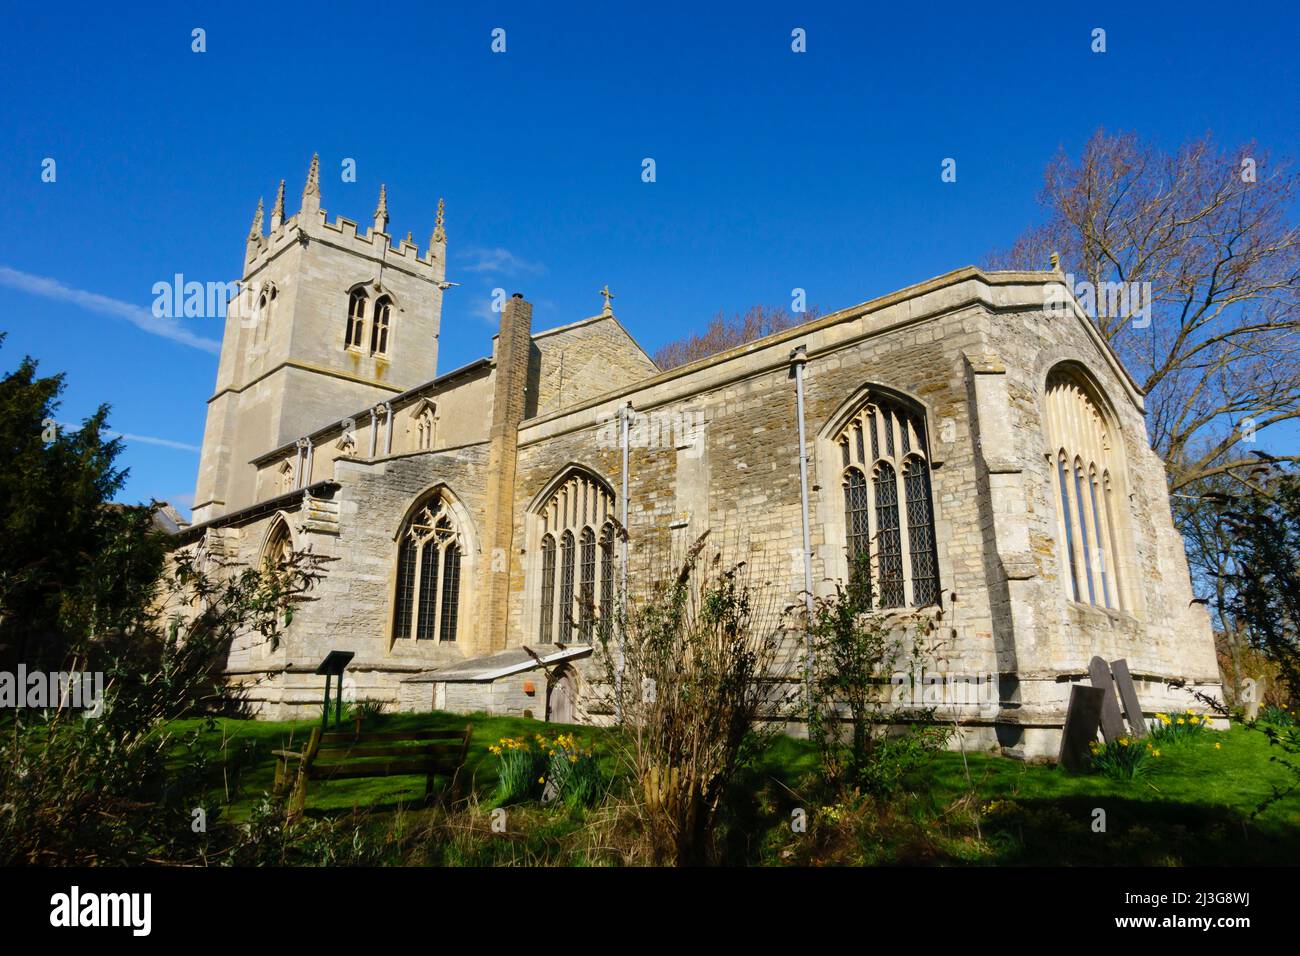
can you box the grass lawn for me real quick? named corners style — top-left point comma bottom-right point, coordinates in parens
top-left (167, 710), bottom-right (597, 817)
top-left (905, 726), bottom-right (1300, 865)
top-left (167, 713), bottom-right (1300, 865)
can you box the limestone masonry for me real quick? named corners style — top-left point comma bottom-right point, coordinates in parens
top-left (173, 157), bottom-right (1222, 758)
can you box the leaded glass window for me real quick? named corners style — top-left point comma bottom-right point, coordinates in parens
top-left (835, 393), bottom-right (940, 608)
top-left (392, 494), bottom-right (462, 642)
top-left (534, 470), bottom-right (617, 643)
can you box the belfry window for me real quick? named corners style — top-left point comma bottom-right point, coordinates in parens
top-left (346, 289), bottom-right (367, 350)
top-left (835, 393), bottom-right (940, 608)
top-left (534, 470), bottom-right (617, 644)
top-left (392, 493), bottom-right (462, 642)
top-left (370, 296), bottom-right (391, 355)
top-left (1044, 369), bottom-right (1125, 610)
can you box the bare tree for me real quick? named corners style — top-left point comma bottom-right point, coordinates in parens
top-left (653, 304), bottom-right (821, 370)
top-left (992, 129), bottom-right (1300, 494)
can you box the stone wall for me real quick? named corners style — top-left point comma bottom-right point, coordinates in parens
top-left (190, 266), bottom-right (1220, 752)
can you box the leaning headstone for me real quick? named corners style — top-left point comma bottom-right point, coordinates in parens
top-left (1109, 658), bottom-right (1148, 738)
top-left (1089, 656), bottom-right (1127, 742)
top-left (1059, 684), bottom-right (1106, 772)
top-left (1241, 677), bottom-right (1261, 722)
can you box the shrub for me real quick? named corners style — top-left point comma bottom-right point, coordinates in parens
top-left (0, 547), bottom-right (324, 864)
top-left (806, 553), bottom-right (952, 798)
top-left (346, 699), bottom-right (388, 725)
top-left (597, 532), bottom-right (795, 865)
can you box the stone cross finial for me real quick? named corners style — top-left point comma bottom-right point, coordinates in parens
top-left (431, 198), bottom-right (446, 244)
top-left (1050, 251), bottom-right (1060, 270)
top-left (249, 197), bottom-right (264, 239)
top-left (374, 184), bottom-right (389, 233)
top-left (599, 284), bottom-right (616, 316)
top-left (270, 179), bottom-right (286, 229)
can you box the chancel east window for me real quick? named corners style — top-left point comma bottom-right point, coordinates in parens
top-left (535, 471), bottom-right (616, 644)
top-left (392, 494), bottom-right (463, 642)
top-left (1044, 369), bottom-right (1124, 610)
top-left (346, 289), bottom-right (367, 350)
top-left (835, 393), bottom-right (940, 608)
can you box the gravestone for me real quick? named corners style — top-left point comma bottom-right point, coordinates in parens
top-left (1109, 658), bottom-right (1148, 738)
top-left (1059, 685), bottom-right (1106, 772)
top-left (1088, 655), bottom-right (1127, 742)
top-left (1242, 677), bottom-right (1261, 721)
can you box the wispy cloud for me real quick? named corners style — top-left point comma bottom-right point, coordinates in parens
top-left (114, 431), bottom-right (201, 452)
top-left (57, 421), bottom-right (200, 453)
top-left (456, 246), bottom-right (547, 277)
top-left (470, 296), bottom-right (500, 326)
top-left (0, 265), bottom-right (221, 353)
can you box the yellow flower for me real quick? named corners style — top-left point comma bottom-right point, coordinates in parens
top-left (1214, 742), bottom-right (1222, 750)
top-left (1176, 718), bottom-right (1185, 725)
top-left (1153, 749), bottom-right (1161, 757)
top-left (538, 776), bottom-right (545, 784)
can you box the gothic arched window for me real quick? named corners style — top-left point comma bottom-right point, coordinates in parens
top-left (414, 402), bottom-right (436, 450)
top-left (393, 494), bottom-right (462, 642)
top-left (346, 289), bottom-right (367, 350)
top-left (533, 470), bottom-right (616, 644)
top-left (1044, 368), bottom-right (1124, 610)
top-left (370, 296), bottom-right (391, 355)
top-left (263, 518), bottom-right (292, 571)
top-left (579, 527), bottom-right (596, 642)
top-left (598, 522), bottom-right (615, 640)
top-left (558, 531), bottom-right (575, 643)
top-left (539, 534), bottom-right (557, 644)
top-left (834, 393), bottom-right (940, 608)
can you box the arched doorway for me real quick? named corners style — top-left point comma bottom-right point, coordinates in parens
top-left (547, 666), bottom-right (577, 724)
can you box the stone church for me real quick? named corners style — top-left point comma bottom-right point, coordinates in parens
top-left (174, 156), bottom-right (1221, 757)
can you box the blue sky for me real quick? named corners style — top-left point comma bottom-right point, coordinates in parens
top-left (1, 1), bottom-right (1297, 515)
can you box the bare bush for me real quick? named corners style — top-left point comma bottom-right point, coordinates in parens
top-left (595, 532), bottom-right (797, 864)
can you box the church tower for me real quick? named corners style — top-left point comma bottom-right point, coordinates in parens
top-left (192, 156), bottom-right (449, 523)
